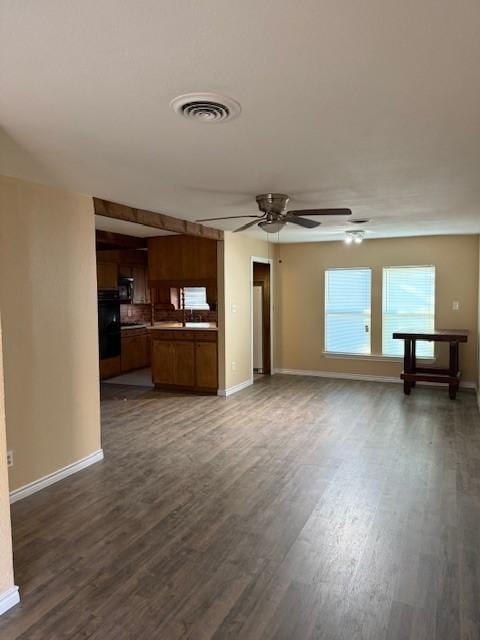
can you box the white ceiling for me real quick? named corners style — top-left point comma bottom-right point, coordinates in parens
top-left (2, 1), bottom-right (480, 243)
top-left (94, 215), bottom-right (175, 238)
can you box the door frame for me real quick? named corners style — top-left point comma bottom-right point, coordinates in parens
top-left (250, 257), bottom-right (273, 377)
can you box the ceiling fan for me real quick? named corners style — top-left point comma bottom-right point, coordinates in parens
top-left (196, 193), bottom-right (352, 233)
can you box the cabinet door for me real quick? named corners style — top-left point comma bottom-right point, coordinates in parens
top-left (139, 333), bottom-right (150, 368)
top-left (119, 265), bottom-right (133, 278)
top-left (97, 262), bottom-right (118, 289)
top-left (195, 341), bottom-right (218, 389)
top-left (173, 341), bottom-right (195, 387)
top-left (132, 266), bottom-right (146, 303)
top-left (152, 340), bottom-right (174, 384)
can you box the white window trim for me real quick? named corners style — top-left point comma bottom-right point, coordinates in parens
top-left (324, 266), bottom-right (372, 356)
top-left (382, 264), bottom-right (436, 358)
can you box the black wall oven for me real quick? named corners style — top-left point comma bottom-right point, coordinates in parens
top-left (98, 290), bottom-right (121, 360)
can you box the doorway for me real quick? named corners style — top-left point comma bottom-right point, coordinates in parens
top-left (252, 260), bottom-right (272, 376)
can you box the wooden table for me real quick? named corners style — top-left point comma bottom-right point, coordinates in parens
top-left (392, 329), bottom-right (469, 399)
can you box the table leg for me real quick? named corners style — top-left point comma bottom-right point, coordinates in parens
top-left (448, 341), bottom-right (459, 400)
top-left (403, 339), bottom-right (412, 395)
top-left (411, 339), bottom-right (416, 388)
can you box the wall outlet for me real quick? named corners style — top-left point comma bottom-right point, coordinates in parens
top-left (452, 301), bottom-right (460, 311)
top-left (231, 361), bottom-right (236, 371)
top-left (127, 307), bottom-right (133, 317)
top-left (6, 450), bottom-right (13, 468)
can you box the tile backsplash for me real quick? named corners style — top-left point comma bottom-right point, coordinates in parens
top-left (120, 304), bottom-right (151, 323)
top-left (120, 304), bottom-right (217, 324)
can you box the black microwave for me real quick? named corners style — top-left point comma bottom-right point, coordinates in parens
top-left (118, 276), bottom-right (134, 302)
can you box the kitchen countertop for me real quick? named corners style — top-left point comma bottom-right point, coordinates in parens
top-left (147, 322), bottom-right (218, 332)
top-left (121, 324), bottom-right (147, 331)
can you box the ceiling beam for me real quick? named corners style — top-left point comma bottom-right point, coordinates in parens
top-left (95, 229), bottom-right (147, 249)
top-left (93, 198), bottom-right (223, 241)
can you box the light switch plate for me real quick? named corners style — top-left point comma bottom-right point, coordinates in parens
top-left (231, 303), bottom-right (237, 313)
top-left (452, 301), bottom-right (460, 311)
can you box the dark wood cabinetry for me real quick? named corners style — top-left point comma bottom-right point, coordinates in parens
top-left (98, 250), bottom-right (150, 304)
top-left (194, 341), bottom-right (218, 389)
top-left (121, 328), bottom-right (150, 372)
top-left (97, 262), bottom-right (118, 289)
top-left (132, 265), bottom-right (150, 304)
top-left (150, 329), bottom-right (217, 393)
top-left (148, 235), bottom-right (217, 284)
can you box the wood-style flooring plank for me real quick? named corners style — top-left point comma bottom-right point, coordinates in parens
top-left (0, 375), bottom-right (479, 639)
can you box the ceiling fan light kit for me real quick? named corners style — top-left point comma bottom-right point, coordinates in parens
top-left (259, 220), bottom-right (286, 234)
top-left (345, 230), bottom-right (365, 244)
top-left (196, 193), bottom-right (352, 235)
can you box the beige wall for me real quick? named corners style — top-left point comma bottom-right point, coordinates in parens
top-left (478, 236), bottom-right (480, 405)
top-left (0, 176), bottom-right (102, 491)
top-left (222, 232), bottom-right (273, 389)
top-left (275, 235), bottom-right (479, 384)
top-left (0, 317), bottom-right (15, 595)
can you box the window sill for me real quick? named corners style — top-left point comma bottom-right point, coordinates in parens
top-left (322, 352), bottom-right (436, 364)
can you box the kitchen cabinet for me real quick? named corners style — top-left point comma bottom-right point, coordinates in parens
top-left (100, 355), bottom-right (121, 379)
top-left (151, 341), bottom-right (174, 384)
top-left (148, 235), bottom-right (217, 284)
top-left (152, 340), bottom-right (195, 387)
top-left (121, 328), bottom-right (150, 372)
top-left (97, 262), bottom-right (118, 289)
top-left (150, 328), bottom-right (217, 392)
top-left (132, 266), bottom-right (150, 304)
top-left (194, 341), bottom-right (218, 389)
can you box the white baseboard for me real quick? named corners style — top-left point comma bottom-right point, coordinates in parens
top-left (274, 368), bottom-right (477, 390)
top-left (0, 586), bottom-right (20, 616)
top-left (9, 449), bottom-right (104, 504)
top-left (218, 378), bottom-right (254, 397)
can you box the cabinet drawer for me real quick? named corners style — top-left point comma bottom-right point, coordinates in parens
top-left (151, 330), bottom-right (193, 341)
top-left (121, 328), bottom-right (147, 338)
top-left (193, 331), bottom-right (217, 342)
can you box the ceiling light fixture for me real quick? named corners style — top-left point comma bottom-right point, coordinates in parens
top-left (345, 230), bottom-right (364, 244)
top-left (170, 93), bottom-right (241, 123)
top-left (259, 220), bottom-right (286, 234)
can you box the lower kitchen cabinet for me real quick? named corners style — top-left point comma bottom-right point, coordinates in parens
top-left (121, 329), bottom-right (150, 372)
top-left (195, 341), bottom-right (218, 389)
top-left (150, 329), bottom-right (217, 393)
top-left (100, 355), bottom-right (121, 380)
top-left (151, 341), bottom-right (174, 384)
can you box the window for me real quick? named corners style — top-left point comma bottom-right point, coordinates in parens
top-left (325, 268), bottom-right (371, 354)
top-left (382, 266), bottom-right (435, 357)
top-left (182, 287), bottom-right (210, 310)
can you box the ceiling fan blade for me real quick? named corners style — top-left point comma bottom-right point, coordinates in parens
top-left (284, 215), bottom-right (321, 229)
top-left (287, 208), bottom-right (352, 216)
top-left (234, 219), bottom-right (263, 232)
top-left (196, 214), bottom-right (262, 222)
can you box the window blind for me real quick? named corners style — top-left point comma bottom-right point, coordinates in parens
top-left (183, 287), bottom-right (210, 310)
top-left (382, 266), bottom-right (435, 357)
top-left (325, 268), bottom-right (371, 354)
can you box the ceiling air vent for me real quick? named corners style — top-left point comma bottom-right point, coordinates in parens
top-left (170, 93), bottom-right (241, 123)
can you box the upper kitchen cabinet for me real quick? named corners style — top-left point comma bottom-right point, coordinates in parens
top-left (132, 265), bottom-right (150, 304)
top-left (148, 235), bottom-right (217, 285)
top-left (97, 261), bottom-right (118, 289)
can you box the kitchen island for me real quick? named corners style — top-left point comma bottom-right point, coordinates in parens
top-left (148, 322), bottom-right (218, 393)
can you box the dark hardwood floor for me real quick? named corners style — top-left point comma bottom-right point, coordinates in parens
top-left (1, 375), bottom-right (479, 639)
